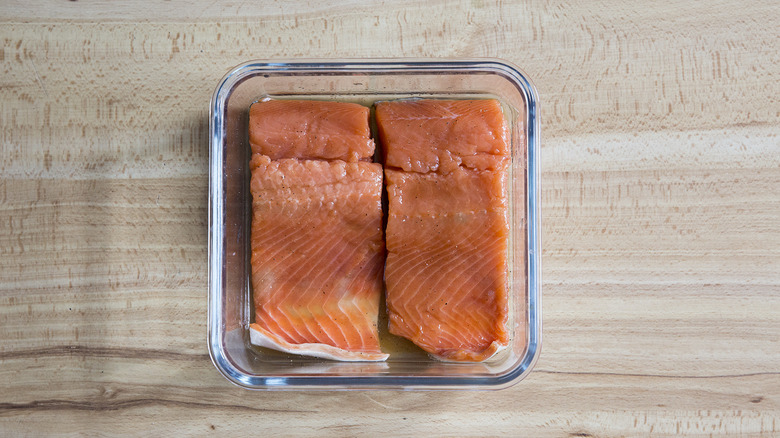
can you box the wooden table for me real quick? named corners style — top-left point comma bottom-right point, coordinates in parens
top-left (1, 1), bottom-right (778, 435)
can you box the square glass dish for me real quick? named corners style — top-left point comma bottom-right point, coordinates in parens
top-left (208, 59), bottom-right (540, 390)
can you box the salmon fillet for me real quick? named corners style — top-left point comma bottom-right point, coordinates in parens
top-left (249, 155), bottom-right (387, 361)
top-left (376, 99), bottom-right (509, 173)
top-left (249, 100), bottom-right (375, 162)
top-left (248, 99), bottom-right (386, 362)
top-left (378, 99), bottom-right (510, 362)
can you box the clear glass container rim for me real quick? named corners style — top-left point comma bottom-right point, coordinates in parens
top-left (208, 58), bottom-right (541, 390)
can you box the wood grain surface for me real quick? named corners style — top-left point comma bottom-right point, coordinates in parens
top-left (1, 1), bottom-right (778, 436)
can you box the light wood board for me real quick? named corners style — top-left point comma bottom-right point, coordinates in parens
top-left (1, 1), bottom-right (778, 436)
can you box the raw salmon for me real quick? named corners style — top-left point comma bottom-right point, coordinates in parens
top-left (375, 99), bottom-right (509, 174)
top-left (248, 99), bottom-right (387, 362)
top-left (378, 99), bottom-right (510, 362)
top-left (249, 100), bottom-right (375, 162)
top-left (249, 155), bottom-right (387, 361)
